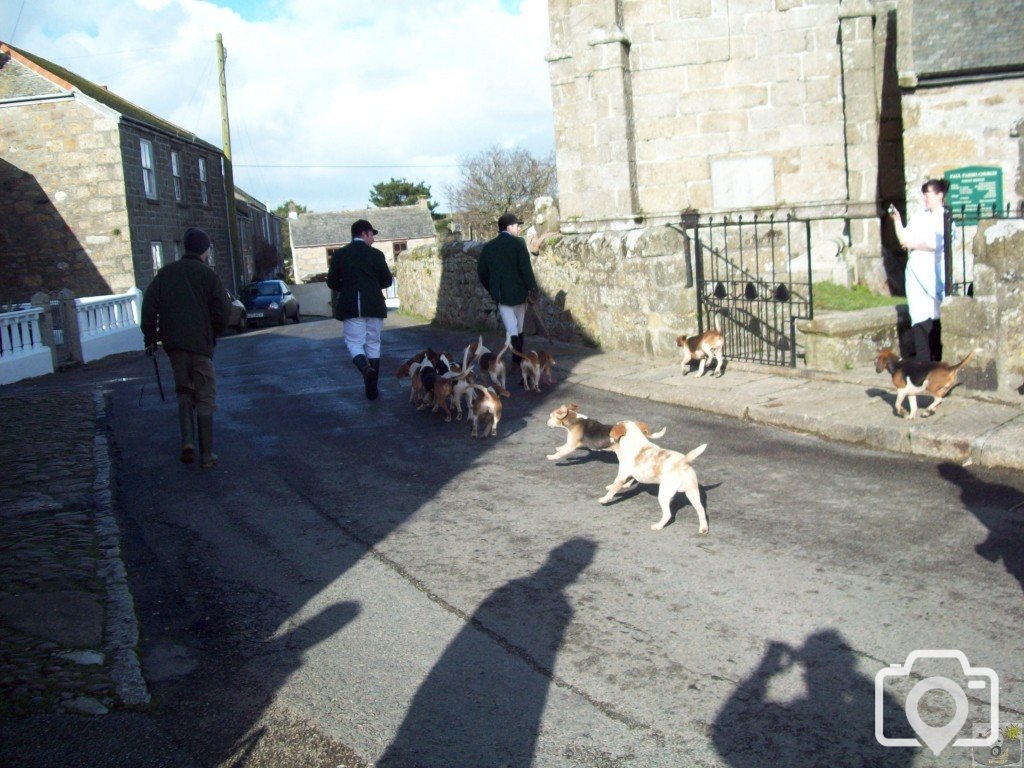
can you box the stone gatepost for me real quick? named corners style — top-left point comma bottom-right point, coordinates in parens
top-left (941, 220), bottom-right (1024, 399)
top-left (58, 288), bottom-right (84, 366)
top-left (30, 292), bottom-right (58, 369)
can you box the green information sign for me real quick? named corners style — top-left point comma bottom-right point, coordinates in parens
top-left (945, 166), bottom-right (1003, 222)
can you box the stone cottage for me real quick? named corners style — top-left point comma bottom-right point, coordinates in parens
top-left (290, 201), bottom-right (437, 282)
top-left (235, 188), bottom-right (285, 282)
top-left (0, 41), bottom-right (238, 300)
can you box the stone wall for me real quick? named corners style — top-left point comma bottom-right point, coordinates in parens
top-left (396, 227), bottom-right (697, 356)
top-left (942, 219), bottom-right (1024, 400)
top-left (0, 98), bottom-right (132, 301)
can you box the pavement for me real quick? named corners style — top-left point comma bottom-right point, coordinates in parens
top-left (0, 316), bottom-right (1021, 762)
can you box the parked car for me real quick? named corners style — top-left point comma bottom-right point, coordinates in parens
top-left (241, 280), bottom-right (301, 326)
top-left (227, 295), bottom-right (247, 334)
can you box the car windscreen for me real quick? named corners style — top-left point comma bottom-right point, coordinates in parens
top-left (255, 283), bottom-right (281, 296)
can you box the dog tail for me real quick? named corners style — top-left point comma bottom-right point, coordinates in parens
top-left (498, 334), bottom-right (512, 359)
top-left (684, 443), bottom-right (707, 463)
top-left (950, 349), bottom-right (976, 371)
top-left (648, 426), bottom-right (667, 439)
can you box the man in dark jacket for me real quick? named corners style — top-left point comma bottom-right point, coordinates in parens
top-left (477, 212), bottom-right (539, 370)
top-left (326, 218), bottom-right (394, 400)
top-left (141, 227), bottom-right (232, 468)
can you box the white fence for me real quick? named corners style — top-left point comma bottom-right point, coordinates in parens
top-left (0, 307), bottom-right (54, 385)
top-left (77, 289), bottom-right (144, 363)
top-left (0, 288), bottom-right (144, 386)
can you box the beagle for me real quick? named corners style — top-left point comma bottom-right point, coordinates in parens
top-left (874, 347), bottom-right (975, 419)
top-left (546, 404), bottom-right (666, 461)
top-left (511, 346), bottom-right (556, 392)
top-left (467, 335), bottom-right (512, 397)
top-left (676, 330), bottom-right (725, 377)
top-left (469, 385), bottom-right (503, 438)
top-left (600, 421), bottom-right (708, 534)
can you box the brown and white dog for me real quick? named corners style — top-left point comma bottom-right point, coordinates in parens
top-left (546, 404), bottom-right (666, 461)
top-left (469, 384), bottom-right (503, 437)
top-left (466, 335), bottom-right (512, 397)
top-left (676, 330), bottom-right (725, 377)
top-left (511, 346), bottom-right (556, 392)
top-left (874, 347), bottom-right (975, 419)
top-left (600, 421), bottom-right (708, 534)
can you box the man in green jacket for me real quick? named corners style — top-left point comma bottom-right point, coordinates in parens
top-left (327, 218), bottom-right (394, 400)
top-left (477, 213), bottom-right (539, 371)
top-left (141, 227), bottom-right (232, 468)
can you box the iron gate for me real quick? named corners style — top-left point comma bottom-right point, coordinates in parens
top-left (694, 214), bottom-right (813, 367)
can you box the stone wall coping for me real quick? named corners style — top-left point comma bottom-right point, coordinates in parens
top-left (797, 305), bottom-right (907, 336)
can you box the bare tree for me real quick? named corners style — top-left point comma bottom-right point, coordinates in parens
top-left (445, 145), bottom-right (557, 239)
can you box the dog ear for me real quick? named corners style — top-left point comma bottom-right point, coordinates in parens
top-left (568, 403), bottom-right (579, 412)
top-left (554, 405), bottom-right (567, 418)
top-left (675, 335), bottom-right (687, 346)
top-left (609, 422), bottom-right (626, 443)
top-left (637, 421), bottom-right (651, 435)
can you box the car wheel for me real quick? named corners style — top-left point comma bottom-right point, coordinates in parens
top-left (277, 309), bottom-right (285, 326)
top-left (237, 313), bottom-right (247, 333)
top-left (293, 306), bottom-right (301, 324)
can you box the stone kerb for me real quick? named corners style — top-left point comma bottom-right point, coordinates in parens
top-left (395, 226), bottom-right (697, 357)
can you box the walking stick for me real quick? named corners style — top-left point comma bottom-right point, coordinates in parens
top-left (147, 345), bottom-right (166, 402)
top-left (528, 299), bottom-right (552, 343)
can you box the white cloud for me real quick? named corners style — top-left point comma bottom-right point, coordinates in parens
top-left (2, 0), bottom-right (554, 213)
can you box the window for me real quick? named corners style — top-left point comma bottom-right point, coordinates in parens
top-left (198, 157), bottom-right (209, 206)
top-left (393, 241), bottom-right (408, 258)
top-left (171, 151), bottom-right (182, 202)
top-left (207, 244), bottom-right (216, 267)
top-left (151, 241), bottom-right (164, 271)
top-left (141, 139), bottom-right (157, 199)
top-left (173, 241), bottom-right (181, 261)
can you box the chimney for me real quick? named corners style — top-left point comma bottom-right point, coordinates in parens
top-left (288, 202), bottom-right (298, 220)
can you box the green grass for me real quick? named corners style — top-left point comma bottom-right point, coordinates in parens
top-left (812, 281), bottom-right (903, 311)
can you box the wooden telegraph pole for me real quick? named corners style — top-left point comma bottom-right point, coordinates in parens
top-left (217, 33), bottom-right (244, 292)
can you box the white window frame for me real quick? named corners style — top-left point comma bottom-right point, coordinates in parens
top-left (207, 244), bottom-right (216, 267)
top-left (141, 139), bottom-right (157, 199)
top-left (173, 241), bottom-right (181, 261)
top-left (171, 151), bottom-right (182, 202)
top-left (151, 241), bottom-right (164, 271)
top-left (198, 157), bottom-right (209, 206)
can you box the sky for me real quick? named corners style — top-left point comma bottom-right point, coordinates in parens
top-left (1, 0), bottom-right (555, 214)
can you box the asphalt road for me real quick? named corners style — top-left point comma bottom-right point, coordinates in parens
top-left (108, 316), bottom-right (1023, 768)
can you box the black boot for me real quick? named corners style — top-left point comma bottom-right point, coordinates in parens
top-left (367, 358), bottom-right (380, 400)
top-left (177, 402), bottom-right (195, 464)
top-left (197, 414), bottom-right (217, 468)
top-left (354, 354), bottom-right (378, 400)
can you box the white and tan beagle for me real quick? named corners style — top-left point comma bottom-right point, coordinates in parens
top-left (600, 420), bottom-right (708, 534)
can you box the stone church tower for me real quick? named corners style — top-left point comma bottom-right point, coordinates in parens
top-left (545, 0), bottom-right (1023, 287)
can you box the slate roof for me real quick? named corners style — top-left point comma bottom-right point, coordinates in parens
top-left (0, 41), bottom-right (221, 152)
top-left (912, 0), bottom-right (1024, 80)
top-left (290, 205), bottom-right (437, 247)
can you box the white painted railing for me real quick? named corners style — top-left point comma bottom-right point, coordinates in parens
top-left (76, 288), bottom-right (144, 364)
top-left (0, 307), bottom-right (55, 385)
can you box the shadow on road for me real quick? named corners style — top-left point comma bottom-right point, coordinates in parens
top-left (938, 462), bottom-right (1024, 595)
top-left (377, 537), bottom-right (597, 767)
top-left (711, 629), bottom-right (913, 768)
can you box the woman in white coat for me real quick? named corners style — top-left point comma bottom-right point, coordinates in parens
top-left (888, 178), bottom-right (949, 362)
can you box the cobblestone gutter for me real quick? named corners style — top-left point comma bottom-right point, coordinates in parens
top-left (0, 390), bottom-right (148, 717)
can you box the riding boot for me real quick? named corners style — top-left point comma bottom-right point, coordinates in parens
top-left (354, 354), bottom-right (378, 400)
top-left (367, 357), bottom-right (380, 400)
top-left (177, 402), bottom-right (195, 464)
top-left (197, 414), bottom-right (218, 468)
